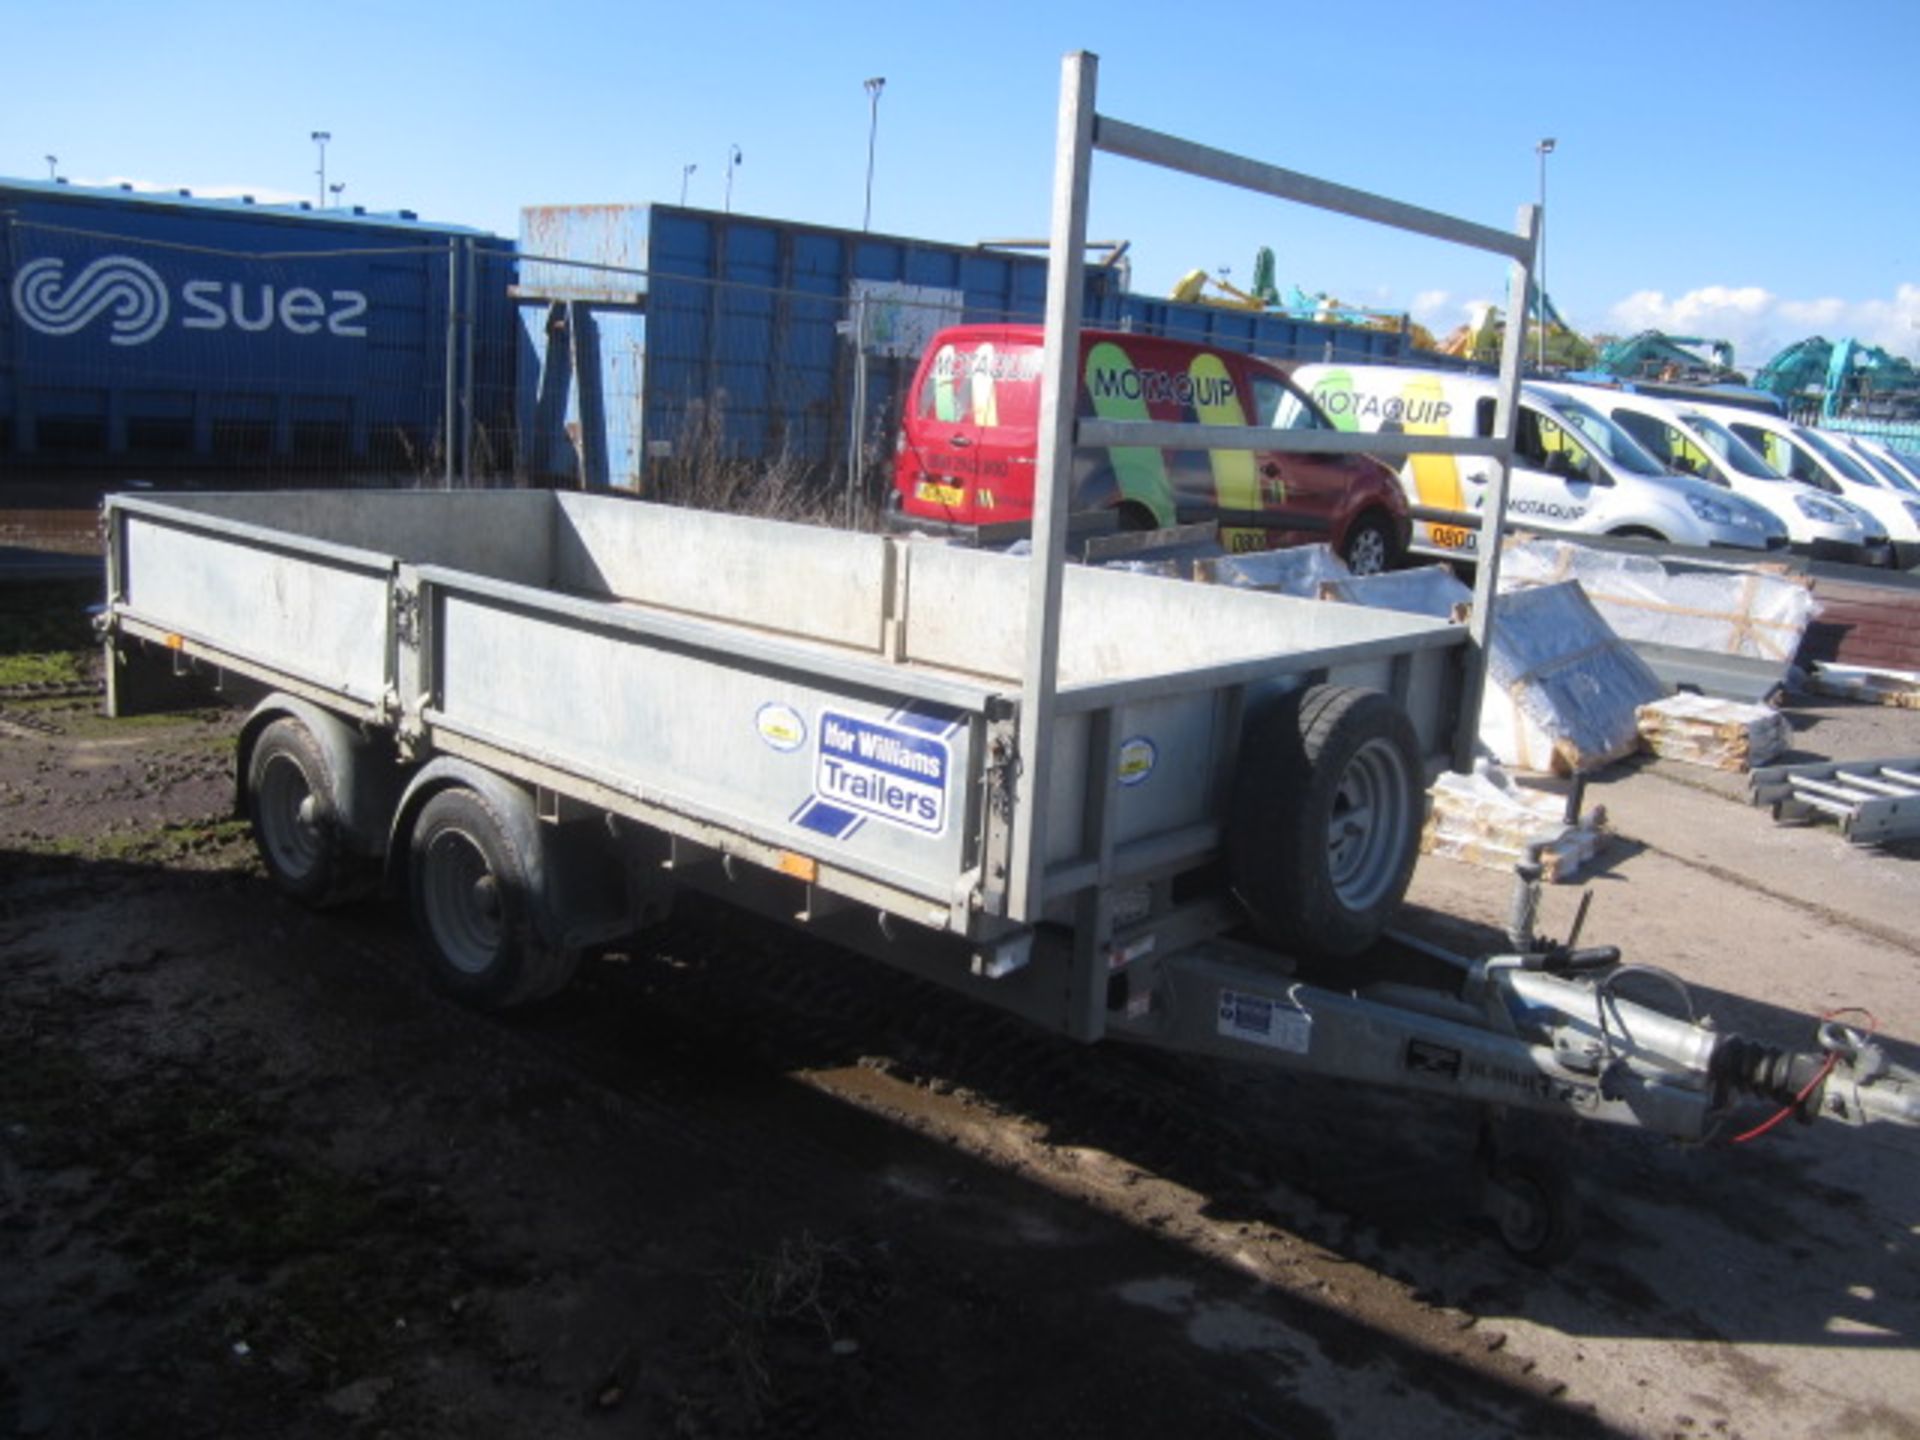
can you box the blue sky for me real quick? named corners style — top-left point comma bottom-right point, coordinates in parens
top-left (6, 0), bottom-right (1917, 370)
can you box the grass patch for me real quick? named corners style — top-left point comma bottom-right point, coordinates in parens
top-left (0, 579), bottom-right (99, 688)
top-left (18, 815), bottom-right (252, 865)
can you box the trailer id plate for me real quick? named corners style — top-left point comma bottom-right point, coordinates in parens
top-left (1217, 989), bottom-right (1311, 1054)
top-left (812, 710), bottom-right (951, 837)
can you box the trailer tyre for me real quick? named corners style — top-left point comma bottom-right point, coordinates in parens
top-left (1485, 1155), bottom-right (1583, 1267)
top-left (408, 787), bottom-right (568, 1010)
top-left (1229, 685), bottom-right (1421, 961)
top-left (247, 717), bottom-right (352, 905)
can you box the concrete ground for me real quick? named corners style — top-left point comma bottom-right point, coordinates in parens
top-left (1395, 692), bottom-right (1920, 1439)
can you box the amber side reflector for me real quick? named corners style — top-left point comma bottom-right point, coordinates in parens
top-left (777, 851), bottom-right (819, 884)
top-left (164, 633), bottom-right (185, 649)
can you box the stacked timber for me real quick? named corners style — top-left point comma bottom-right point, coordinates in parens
top-left (1635, 693), bottom-right (1792, 771)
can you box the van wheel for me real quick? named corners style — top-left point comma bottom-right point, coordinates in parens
top-left (409, 787), bottom-right (572, 1009)
top-left (1341, 512), bottom-right (1398, 576)
top-left (247, 717), bottom-right (351, 905)
top-left (1229, 686), bottom-right (1422, 961)
top-left (1116, 501), bottom-right (1160, 533)
top-left (1608, 526), bottom-right (1665, 543)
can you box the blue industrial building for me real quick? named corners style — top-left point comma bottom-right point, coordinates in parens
top-left (3, 177), bottom-right (1418, 494)
top-left (512, 203), bottom-right (1418, 490)
top-left (1, 178), bottom-right (512, 483)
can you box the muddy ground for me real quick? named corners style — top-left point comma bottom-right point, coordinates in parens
top-left (4, 574), bottom-right (1919, 1439)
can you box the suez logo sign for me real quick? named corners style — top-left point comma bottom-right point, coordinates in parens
top-left (10, 253), bottom-right (369, 348)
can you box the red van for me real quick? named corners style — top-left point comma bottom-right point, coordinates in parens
top-left (890, 325), bottom-right (1409, 573)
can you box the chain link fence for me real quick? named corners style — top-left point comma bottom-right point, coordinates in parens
top-left (486, 248), bottom-right (1052, 528)
top-left (7, 208), bottom-right (1422, 535)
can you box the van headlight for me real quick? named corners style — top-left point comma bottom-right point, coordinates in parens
top-left (1685, 492), bottom-right (1760, 530)
top-left (1794, 492), bottom-right (1849, 524)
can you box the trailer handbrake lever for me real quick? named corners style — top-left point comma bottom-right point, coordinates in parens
top-left (1519, 944), bottom-right (1620, 974)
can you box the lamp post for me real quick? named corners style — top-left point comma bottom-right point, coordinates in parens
top-left (311, 130), bottom-right (331, 210)
top-left (680, 162), bottom-right (697, 206)
top-left (1535, 137), bottom-right (1555, 369)
top-left (329, 181), bottom-right (345, 208)
top-left (862, 76), bottom-right (885, 231)
top-left (44, 154), bottom-right (57, 180)
top-left (725, 143), bottom-right (743, 214)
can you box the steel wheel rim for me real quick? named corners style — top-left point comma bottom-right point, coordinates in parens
top-left (1326, 736), bottom-right (1409, 909)
top-left (258, 752), bottom-right (322, 880)
top-left (422, 827), bottom-right (503, 976)
top-left (1492, 1169), bottom-right (1552, 1253)
top-left (1348, 525), bottom-right (1388, 576)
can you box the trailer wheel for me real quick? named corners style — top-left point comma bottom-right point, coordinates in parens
top-left (408, 787), bottom-right (566, 1010)
top-left (247, 717), bottom-right (351, 905)
top-left (1229, 685), bottom-right (1421, 960)
top-left (1485, 1155), bottom-right (1582, 1266)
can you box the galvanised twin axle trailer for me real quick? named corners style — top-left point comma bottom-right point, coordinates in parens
top-left (100, 54), bottom-right (1919, 1260)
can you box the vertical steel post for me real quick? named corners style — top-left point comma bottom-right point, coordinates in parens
top-left (846, 291), bottom-right (868, 527)
top-left (862, 77), bottom-right (886, 231)
top-left (1535, 138), bottom-right (1554, 370)
top-left (461, 237), bottom-right (477, 486)
top-left (1009, 50), bottom-right (1097, 922)
top-left (443, 241), bottom-right (457, 489)
top-left (1455, 202), bottom-right (1540, 770)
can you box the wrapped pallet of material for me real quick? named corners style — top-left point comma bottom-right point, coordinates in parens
top-left (1101, 556), bottom-right (1189, 579)
top-left (1636, 693), bottom-right (1792, 771)
top-left (1422, 762), bottom-right (1607, 882)
top-left (1499, 538), bottom-right (1815, 662)
top-left (1318, 564), bottom-right (1473, 621)
top-left (1481, 582), bottom-right (1667, 775)
top-left (1193, 544), bottom-right (1349, 596)
top-left (1810, 661), bottom-right (1920, 709)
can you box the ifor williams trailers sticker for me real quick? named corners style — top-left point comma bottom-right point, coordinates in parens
top-left (791, 704), bottom-right (959, 841)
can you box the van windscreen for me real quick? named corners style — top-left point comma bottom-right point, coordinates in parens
top-left (1680, 413), bottom-right (1781, 479)
top-left (1543, 395), bottom-right (1668, 476)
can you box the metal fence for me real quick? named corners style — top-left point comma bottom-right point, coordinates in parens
top-left (486, 247), bottom-right (1055, 525)
top-left (6, 206), bottom-right (1425, 523)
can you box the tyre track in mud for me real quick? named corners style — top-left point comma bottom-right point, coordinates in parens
top-left (3, 860), bottom-right (1611, 1437)
top-left (479, 895), bottom-right (1612, 1432)
top-left (126, 854), bottom-right (1607, 1431)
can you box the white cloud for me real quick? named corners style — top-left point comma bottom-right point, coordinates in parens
top-left (1604, 284), bottom-right (1920, 372)
top-left (1409, 290), bottom-right (1505, 339)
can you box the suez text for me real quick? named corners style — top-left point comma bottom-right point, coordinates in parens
top-left (181, 283), bottom-right (368, 337)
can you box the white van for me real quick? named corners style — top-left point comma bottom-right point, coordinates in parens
top-left (1549, 383), bottom-right (1876, 564)
top-left (1292, 365), bottom-right (1784, 561)
top-left (1847, 435), bottom-right (1920, 495)
top-left (1689, 404), bottom-right (1915, 567)
top-left (1834, 435), bottom-right (1920, 567)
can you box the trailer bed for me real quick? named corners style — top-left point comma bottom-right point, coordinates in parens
top-left (107, 489), bottom-right (1466, 940)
